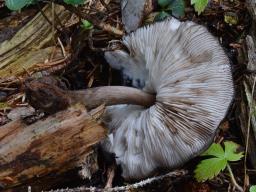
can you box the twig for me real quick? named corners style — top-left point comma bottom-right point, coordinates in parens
top-left (45, 169), bottom-right (188, 192)
top-left (104, 165), bottom-right (115, 188)
top-left (57, 37), bottom-right (67, 58)
top-left (53, 7), bottom-right (66, 30)
top-left (36, 2), bottom-right (61, 33)
top-left (226, 164), bottom-right (243, 192)
top-left (0, 87), bottom-right (16, 91)
top-left (98, 22), bottom-right (123, 36)
top-left (99, 0), bottom-right (110, 11)
top-left (88, 30), bottom-right (118, 52)
top-left (51, 1), bottom-right (55, 42)
top-left (58, 3), bottom-right (124, 36)
top-left (34, 56), bottom-right (70, 69)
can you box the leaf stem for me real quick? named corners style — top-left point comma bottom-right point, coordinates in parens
top-left (226, 163), bottom-right (243, 192)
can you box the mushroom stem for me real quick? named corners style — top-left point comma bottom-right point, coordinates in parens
top-left (67, 86), bottom-right (155, 109)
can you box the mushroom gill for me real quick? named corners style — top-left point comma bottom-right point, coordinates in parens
top-left (103, 18), bottom-right (234, 179)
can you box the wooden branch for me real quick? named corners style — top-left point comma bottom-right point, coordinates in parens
top-left (0, 104), bottom-right (106, 190)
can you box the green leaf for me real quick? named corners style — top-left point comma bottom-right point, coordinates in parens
top-left (81, 19), bottom-right (93, 30)
top-left (195, 157), bottom-right (227, 182)
top-left (201, 143), bottom-right (225, 158)
top-left (154, 11), bottom-right (170, 21)
top-left (191, 0), bottom-right (208, 15)
top-left (64, 0), bottom-right (86, 5)
top-left (158, 0), bottom-right (172, 8)
top-left (169, 0), bottom-right (185, 18)
top-left (5, 0), bottom-right (32, 11)
top-left (195, 141), bottom-right (244, 182)
top-left (224, 141), bottom-right (244, 161)
top-left (250, 185), bottom-right (256, 192)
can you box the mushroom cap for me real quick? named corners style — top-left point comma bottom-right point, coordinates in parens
top-left (104, 18), bottom-right (234, 179)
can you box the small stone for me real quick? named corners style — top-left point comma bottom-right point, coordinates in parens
top-left (7, 107), bottom-right (35, 121)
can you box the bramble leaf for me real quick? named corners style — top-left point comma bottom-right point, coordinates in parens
top-left (158, 0), bottom-right (172, 8)
top-left (195, 157), bottom-right (227, 182)
top-left (195, 141), bottom-right (244, 182)
top-left (191, 0), bottom-right (208, 15)
top-left (81, 19), bottom-right (93, 30)
top-left (250, 185), bottom-right (256, 192)
top-left (64, 0), bottom-right (86, 5)
top-left (201, 142), bottom-right (224, 158)
top-left (224, 141), bottom-right (244, 161)
top-left (154, 11), bottom-right (170, 21)
top-left (169, 0), bottom-right (185, 18)
top-left (5, 0), bottom-right (33, 11)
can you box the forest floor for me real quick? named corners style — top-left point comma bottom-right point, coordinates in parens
top-left (0, 0), bottom-right (254, 191)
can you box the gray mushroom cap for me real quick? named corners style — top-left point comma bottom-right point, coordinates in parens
top-left (104, 18), bottom-right (234, 179)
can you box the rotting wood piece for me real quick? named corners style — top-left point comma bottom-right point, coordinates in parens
top-left (0, 4), bottom-right (72, 79)
top-left (236, 0), bottom-right (256, 169)
top-left (0, 104), bottom-right (106, 190)
top-left (237, 35), bottom-right (256, 169)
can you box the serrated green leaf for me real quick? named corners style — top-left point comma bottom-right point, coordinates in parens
top-left (196, 141), bottom-right (244, 182)
top-left (81, 19), bottom-right (93, 30)
top-left (250, 185), bottom-right (256, 192)
top-left (158, 0), bottom-right (172, 8)
top-left (201, 143), bottom-right (225, 158)
top-left (169, 0), bottom-right (185, 18)
top-left (195, 157), bottom-right (227, 182)
top-left (224, 141), bottom-right (244, 161)
top-left (191, 0), bottom-right (208, 15)
top-left (5, 0), bottom-right (32, 11)
top-left (64, 0), bottom-right (86, 5)
top-left (154, 11), bottom-right (170, 21)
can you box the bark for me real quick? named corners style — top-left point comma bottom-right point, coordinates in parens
top-left (0, 4), bottom-right (71, 80)
top-left (237, 0), bottom-right (256, 168)
top-left (238, 35), bottom-right (256, 169)
top-left (0, 105), bottom-right (106, 190)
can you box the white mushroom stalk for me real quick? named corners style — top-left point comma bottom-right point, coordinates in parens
top-left (103, 18), bottom-right (234, 179)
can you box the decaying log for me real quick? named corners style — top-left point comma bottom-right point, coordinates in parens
top-left (238, 35), bottom-right (256, 169)
top-left (237, 0), bottom-right (256, 169)
top-left (0, 104), bottom-right (106, 190)
top-left (0, 4), bottom-right (72, 79)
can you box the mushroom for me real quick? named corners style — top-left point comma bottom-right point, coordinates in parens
top-left (103, 18), bottom-right (234, 179)
top-left (25, 17), bottom-right (234, 180)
